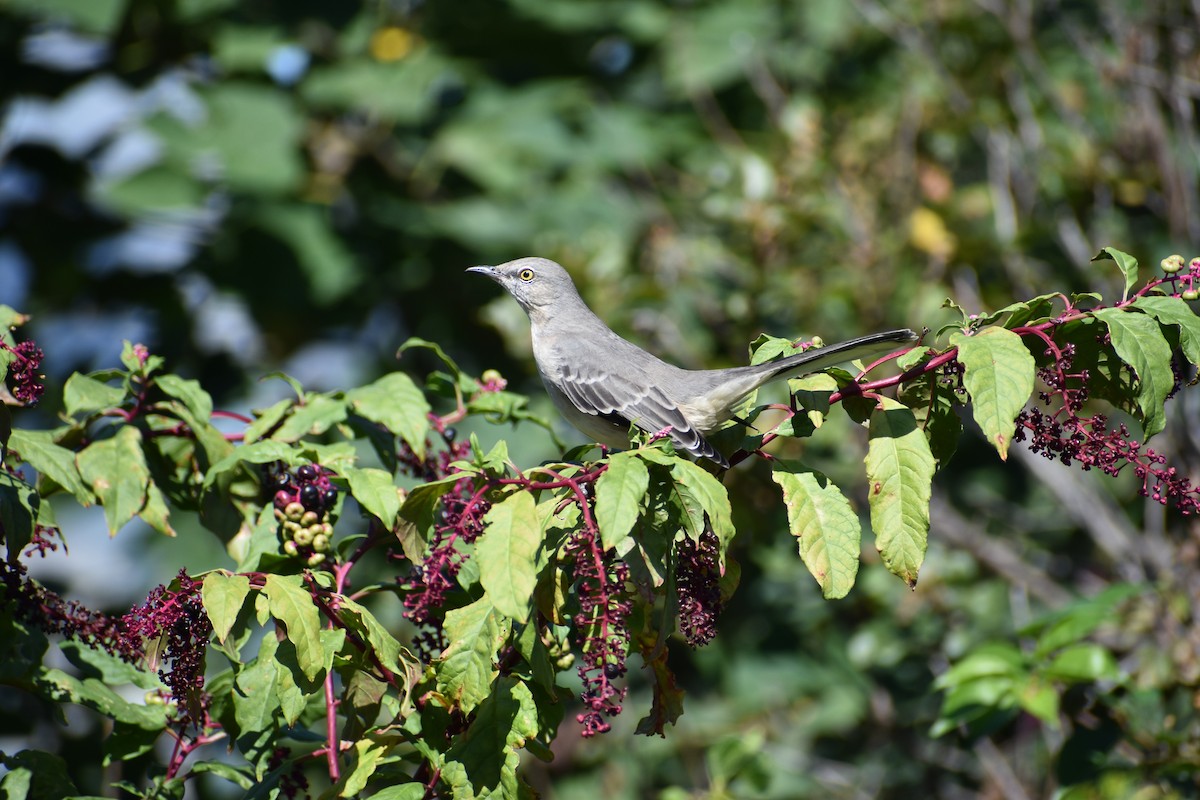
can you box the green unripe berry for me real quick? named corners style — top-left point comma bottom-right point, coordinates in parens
top-left (294, 527), bottom-right (314, 546)
top-left (1162, 254), bottom-right (1186, 273)
top-left (1182, 289), bottom-right (1199, 301)
top-left (312, 534), bottom-right (329, 552)
top-left (307, 552), bottom-right (326, 567)
top-left (285, 501), bottom-right (305, 520)
top-left (810, 335), bottom-right (825, 348)
top-left (300, 510), bottom-right (319, 526)
top-left (321, 522), bottom-right (333, 537)
top-left (283, 540), bottom-right (299, 556)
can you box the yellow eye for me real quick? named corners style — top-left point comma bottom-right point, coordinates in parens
top-left (519, 268), bottom-right (535, 282)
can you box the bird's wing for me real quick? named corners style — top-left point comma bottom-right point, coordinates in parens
top-left (557, 361), bottom-right (728, 467)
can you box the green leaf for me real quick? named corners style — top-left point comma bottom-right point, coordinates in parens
top-left (345, 372), bottom-right (432, 460)
top-left (204, 440), bottom-right (299, 489)
top-left (202, 573), bottom-right (251, 644)
top-left (343, 466), bottom-right (402, 529)
top-left (771, 462), bottom-right (861, 599)
top-left (1091, 247), bottom-right (1140, 300)
top-left (594, 452), bottom-right (650, 550)
top-left (302, 52), bottom-right (446, 123)
top-left (475, 491), bottom-right (541, 623)
top-left (7, 429), bottom-right (92, 503)
top-left (368, 785), bottom-right (427, 800)
top-left (670, 459), bottom-right (734, 550)
top-left (234, 634), bottom-right (283, 733)
top-left (1131, 294), bottom-right (1200, 369)
top-left (897, 373), bottom-right (961, 469)
top-left (140, 482), bottom-right (177, 537)
top-left (1026, 584), bottom-right (1140, 657)
top-left (1041, 643), bottom-right (1120, 683)
top-left (59, 641), bottom-right (162, 691)
top-left (0, 750), bottom-right (79, 800)
top-left (194, 83), bottom-right (305, 193)
top-left (864, 399), bottom-right (935, 587)
top-left (342, 739), bottom-right (388, 797)
top-left (445, 677), bottom-right (539, 797)
top-left (271, 394), bottom-right (348, 442)
top-left (338, 597), bottom-right (414, 676)
top-left (97, 164), bottom-right (205, 215)
top-left (103, 720), bottom-right (162, 766)
top-left (949, 327), bottom-right (1035, 460)
top-left (394, 474), bottom-right (465, 563)
top-left (934, 643), bottom-right (1025, 689)
top-left (397, 336), bottom-right (463, 378)
top-left (242, 399), bottom-right (290, 444)
top-left (438, 597), bottom-right (510, 714)
top-left (154, 374), bottom-right (214, 421)
top-left (38, 669), bottom-right (168, 729)
top-left (189, 761), bottom-right (256, 791)
top-left (0, 472), bottom-right (37, 561)
top-left (263, 575), bottom-right (324, 682)
top-left (63, 373), bottom-right (126, 417)
top-left (76, 426), bottom-right (151, 536)
top-left (1093, 308), bottom-right (1174, 436)
top-left (1017, 676), bottom-right (1060, 727)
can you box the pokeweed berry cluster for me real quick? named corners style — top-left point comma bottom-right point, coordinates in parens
top-left (1014, 254), bottom-right (1200, 516)
top-left (1160, 254), bottom-right (1200, 299)
top-left (122, 570), bottom-right (213, 730)
top-left (271, 463), bottom-right (337, 566)
top-left (396, 425), bottom-right (483, 659)
top-left (564, 522), bottom-right (632, 738)
top-left (674, 530), bottom-right (723, 648)
top-left (3, 338), bottom-right (45, 406)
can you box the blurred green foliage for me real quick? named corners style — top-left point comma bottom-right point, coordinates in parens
top-left (2, 0), bottom-right (1198, 797)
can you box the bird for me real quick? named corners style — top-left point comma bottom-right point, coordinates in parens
top-left (468, 257), bottom-right (918, 468)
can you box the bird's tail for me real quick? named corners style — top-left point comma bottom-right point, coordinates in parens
top-left (760, 328), bottom-right (920, 382)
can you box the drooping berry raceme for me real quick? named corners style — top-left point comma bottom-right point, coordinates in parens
top-left (564, 521), bottom-right (633, 738)
top-left (121, 570), bottom-right (213, 729)
top-left (0, 561), bottom-right (213, 730)
top-left (400, 478), bottom-right (489, 659)
top-left (675, 530), bottom-right (723, 647)
top-left (1014, 334), bottom-right (1200, 516)
top-left (3, 339), bottom-right (45, 406)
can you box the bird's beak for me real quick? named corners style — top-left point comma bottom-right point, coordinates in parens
top-left (466, 265), bottom-right (498, 280)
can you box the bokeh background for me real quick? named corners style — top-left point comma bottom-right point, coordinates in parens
top-left (2, 0), bottom-right (1199, 797)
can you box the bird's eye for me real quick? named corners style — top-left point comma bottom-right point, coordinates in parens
top-left (519, 268), bottom-right (535, 282)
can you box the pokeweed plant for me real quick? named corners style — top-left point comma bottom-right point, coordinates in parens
top-left (1, 248), bottom-right (1198, 798)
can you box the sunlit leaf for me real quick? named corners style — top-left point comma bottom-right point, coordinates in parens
top-left (865, 399), bottom-right (935, 587)
top-left (771, 462), bottom-right (861, 599)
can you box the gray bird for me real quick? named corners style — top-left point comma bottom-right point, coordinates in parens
top-left (469, 257), bottom-right (918, 468)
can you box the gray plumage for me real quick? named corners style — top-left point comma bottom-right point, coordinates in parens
top-left (468, 257), bottom-right (918, 468)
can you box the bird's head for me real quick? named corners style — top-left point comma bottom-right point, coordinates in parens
top-left (466, 257), bottom-right (581, 315)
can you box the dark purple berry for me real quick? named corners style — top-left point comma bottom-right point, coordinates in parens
top-left (322, 487), bottom-right (338, 509)
top-left (300, 484), bottom-right (321, 510)
top-left (603, 663), bottom-right (622, 679)
top-left (298, 465), bottom-right (318, 481)
top-left (442, 427), bottom-right (457, 441)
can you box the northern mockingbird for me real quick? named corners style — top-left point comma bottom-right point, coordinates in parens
top-left (469, 257), bottom-right (918, 468)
